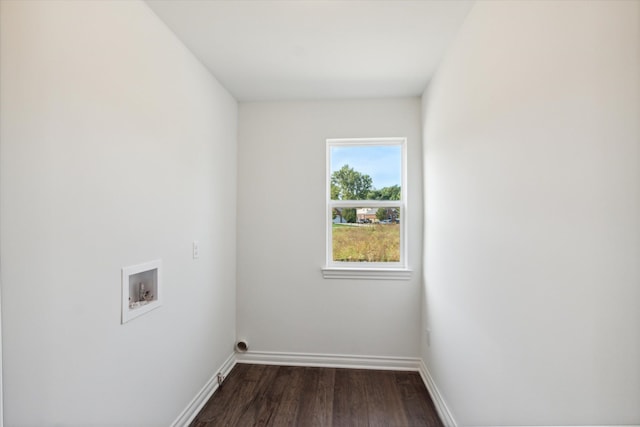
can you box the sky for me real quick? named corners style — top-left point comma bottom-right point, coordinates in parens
top-left (330, 145), bottom-right (401, 189)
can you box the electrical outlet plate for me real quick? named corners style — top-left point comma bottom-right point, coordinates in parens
top-left (121, 259), bottom-right (162, 324)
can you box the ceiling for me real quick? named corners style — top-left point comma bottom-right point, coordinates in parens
top-left (145, 0), bottom-right (474, 102)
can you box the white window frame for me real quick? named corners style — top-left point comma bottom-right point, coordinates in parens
top-left (322, 137), bottom-right (411, 280)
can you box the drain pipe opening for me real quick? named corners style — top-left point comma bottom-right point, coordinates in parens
top-left (236, 340), bottom-right (248, 352)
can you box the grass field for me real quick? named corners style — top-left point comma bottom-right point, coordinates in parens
top-left (332, 224), bottom-right (400, 262)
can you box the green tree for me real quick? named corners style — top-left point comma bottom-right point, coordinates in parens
top-left (391, 207), bottom-right (400, 222)
top-left (343, 208), bottom-right (357, 223)
top-left (331, 165), bottom-right (373, 200)
top-left (331, 183), bottom-right (340, 200)
top-left (367, 185), bottom-right (401, 201)
top-left (376, 207), bottom-right (400, 222)
top-left (381, 185), bottom-right (401, 201)
top-left (332, 182), bottom-right (342, 222)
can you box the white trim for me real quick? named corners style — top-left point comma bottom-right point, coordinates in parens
top-left (322, 267), bottom-right (412, 280)
top-left (170, 352), bottom-right (236, 427)
top-left (330, 200), bottom-right (403, 208)
top-left (172, 352), bottom-right (640, 427)
top-left (236, 350), bottom-right (421, 371)
top-left (419, 360), bottom-right (457, 427)
top-left (326, 137), bottom-right (408, 271)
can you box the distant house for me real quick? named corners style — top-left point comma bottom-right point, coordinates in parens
top-left (356, 208), bottom-right (378, 223)
top-left (332, 208), bottom-right (348, 223)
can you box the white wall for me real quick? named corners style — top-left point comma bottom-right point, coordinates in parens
top-left (237, 99), bottom-right (422, 358)
top-left (0, 1), bottom-right (237, 425)
top-left (422, 0), bottom-right (640, 425)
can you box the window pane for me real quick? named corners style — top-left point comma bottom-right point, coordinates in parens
top-left (330, 145), bottom-right (401, 201)
top-left (332, 207), bottom-right (400, 262)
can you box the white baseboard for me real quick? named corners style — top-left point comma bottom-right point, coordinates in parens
top-left (170, 352), bottom-right (237, 427)
top-left (236, 350), bottom-right (422, 371)
top-left (172, 350), bottom-right (419, 427)
top-left (173, 352), bottom-right (639, 427)
top-left (419, 359), bottom-right (457, 427)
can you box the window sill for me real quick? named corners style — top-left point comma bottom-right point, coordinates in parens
top-left (322, 267), bottom-right (412, 280)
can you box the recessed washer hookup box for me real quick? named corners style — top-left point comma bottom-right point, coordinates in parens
top-left (121, 259), bottom-right (162, 324)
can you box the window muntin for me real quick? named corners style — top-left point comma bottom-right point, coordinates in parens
top-left (326, 138), bottom-right (407, 270)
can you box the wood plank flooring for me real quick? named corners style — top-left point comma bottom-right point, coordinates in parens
top-left (190, 364), bottom-right (444, 427)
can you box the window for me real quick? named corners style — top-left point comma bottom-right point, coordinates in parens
top-left (323, 138), bottom-right (410, 280)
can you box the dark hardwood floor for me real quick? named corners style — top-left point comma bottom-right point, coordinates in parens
top-left (190, 364), bottom-right (444, 427)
